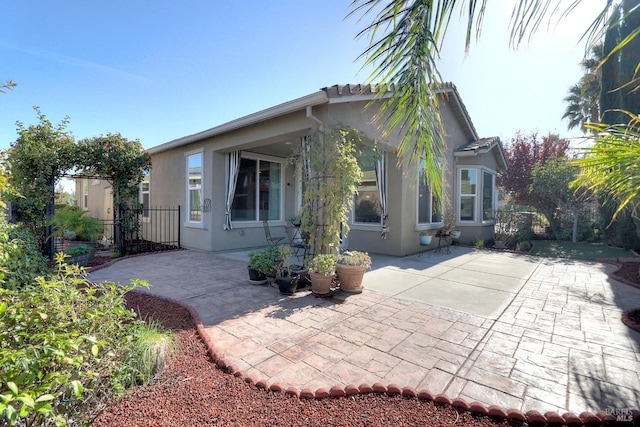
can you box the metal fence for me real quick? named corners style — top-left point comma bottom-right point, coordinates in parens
top-left (495, 205), bottom-right (604, 242)
top-left (101, 206), bottom-right (181, 255)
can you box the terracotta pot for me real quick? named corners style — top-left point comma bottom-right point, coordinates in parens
top-left (309, 272), bottom-right (333, 295)
top-left (336, 264), bottom-right (365, 294)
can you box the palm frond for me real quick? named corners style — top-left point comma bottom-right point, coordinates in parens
top-left (573, 112), bottom-right (640, 217)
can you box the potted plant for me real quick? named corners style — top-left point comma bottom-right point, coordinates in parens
top-left (419, 232), bottom-right (432, 245)
top-left (336, 251), bottom-right (371, 294)
top-left (65, 243), bottom-right (96, 267)
top-left (287, 213), bottom-right (302, 227)
top-left (52, 205), bottom-right (104, 242)
top-left (306, 253), bottom-right (336, 295)
top-left (273, 245), bottom-right (300, 295)
top-left (248, 247), bottom-right (275, 285)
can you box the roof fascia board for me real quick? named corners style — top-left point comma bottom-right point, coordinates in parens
top-left (149, 91), bottom-right (328, 154)
top-left (327, 92), bottom-right (394, 104)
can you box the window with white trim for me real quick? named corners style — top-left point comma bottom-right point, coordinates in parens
top-left (187, 153), bottom-right (203, 223)
top-left (140, 172), bottom-right (150, 220)
top-left (459, 169), bottom-right (477, 222)
top-left (231, 155), bottom-right (282, 222)
top-left (354, 148), bottom-right (381, 224)
top-left (482, 171), bottom-right (494, 221)
top-left (457, 167), bottom-right (496, 223)
top-left (417, 159), bottom-right (443, 225)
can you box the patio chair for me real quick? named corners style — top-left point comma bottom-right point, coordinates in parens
top-left (286, 225), bottom-right (310, 262)
top-left (263, 220), bottom-right (285, 247)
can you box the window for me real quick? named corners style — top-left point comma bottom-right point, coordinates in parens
top-left (459, 169), bottom-right (477, 221)
top-left (82, 180), bottom-right (88, 209)
top-left (187, 152), bottom-right (202, 223)
top-left (140, 175), bottom-right (150, 220)
top-left (482, 171), bottom-right (494, 221)
top-left (231, 156), bottom-right (282, 222)
top-left (457, 167), bottom-right (496, 223)
top-left (417, 159), bottom-right (443, 225)
top-left (354, 150), bottom-right (381, 224)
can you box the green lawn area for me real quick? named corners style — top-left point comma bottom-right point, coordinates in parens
top-left (531, 240), bottom-right (634, 260)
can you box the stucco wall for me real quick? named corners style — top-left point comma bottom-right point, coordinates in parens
top-left (146, 91), bottom-right (502, 256)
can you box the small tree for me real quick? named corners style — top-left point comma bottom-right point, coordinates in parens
top-left (529, 157), bottom-right (593, 242)
top-left (497, 132), bottom-right (571, 234)
top-left (300, 127), bottom-right (364, 255)
top-left (3, 108), bottom-right (77, 249)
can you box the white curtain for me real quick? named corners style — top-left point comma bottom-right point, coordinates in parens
top-left (375, 152), bottom-right (388, 239)
top-left (223, 151), bottom-right (240, 230)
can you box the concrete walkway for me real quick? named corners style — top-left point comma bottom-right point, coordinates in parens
top-left (89, 247), bottom-right (640, 414)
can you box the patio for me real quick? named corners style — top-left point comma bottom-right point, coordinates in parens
top-left (88, 247), bottom-right (640, 414)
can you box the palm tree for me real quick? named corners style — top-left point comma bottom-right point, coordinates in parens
top-left (562, 44), bottom-right (603, 133)
top-left (349, 0), bottom-right (636, 191)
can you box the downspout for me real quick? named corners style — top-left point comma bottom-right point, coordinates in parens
top-left (306, 105), bottom-right (324, 132)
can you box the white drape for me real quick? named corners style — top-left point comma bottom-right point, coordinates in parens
top-left (223, 151), bottom-right (240, 230)
top-left (375, 152), bottom-right (388, 239)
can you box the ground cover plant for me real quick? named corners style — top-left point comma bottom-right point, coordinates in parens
top-left (0, 255), bottom-right (175, 426)
top-left (531, 240), bottom-right (632, 260)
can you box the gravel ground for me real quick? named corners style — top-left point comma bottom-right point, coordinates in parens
top-left (90, 259), bottom-right (640, 427)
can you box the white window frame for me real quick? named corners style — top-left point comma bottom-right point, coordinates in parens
top-left (456, 166), bottom-right (497, 224)
top-left (482, 170), bottom-right (496, 223)
top-left (352, 177), bottom-right (381, 227)
top-left (230, 152), bottom-right (285, 227)
top-left (416, 159), bottom-right (444, 231)
top-left (140, 172), bottom-right (150, 222)
top-left (186, 149), bottom-right (204, 228)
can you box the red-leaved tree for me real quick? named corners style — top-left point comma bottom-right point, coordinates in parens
top-left (497, 131), bottom-right (571, 211)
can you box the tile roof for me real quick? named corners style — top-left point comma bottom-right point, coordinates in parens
top-left (321, 82), bottom-right (480, 141)
top-left (456, 136), bottom-right (501, 153)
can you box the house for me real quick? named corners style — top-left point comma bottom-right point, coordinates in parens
top-left (78, 83), bottom-right (507, 256)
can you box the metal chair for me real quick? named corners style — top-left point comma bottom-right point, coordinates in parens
top-left (263, 220), bottom-right (285, 247)
top-left (286, 225), bottom-right (310, 262)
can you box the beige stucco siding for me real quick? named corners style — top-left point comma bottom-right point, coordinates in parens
top-left (143, 85), bottom-right (504, 256)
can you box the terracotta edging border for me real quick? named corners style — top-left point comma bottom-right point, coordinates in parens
top-left (133, 290), bottom-right (639, 426)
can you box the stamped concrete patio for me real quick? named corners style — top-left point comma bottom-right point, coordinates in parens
top-left (89, 247), bottom-right (640, 414)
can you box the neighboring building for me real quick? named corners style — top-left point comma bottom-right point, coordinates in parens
top-left (80, 83), bottom-right (507, 256)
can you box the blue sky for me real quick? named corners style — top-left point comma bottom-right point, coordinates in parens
top-left (1, 1), bottom-right (602, 153)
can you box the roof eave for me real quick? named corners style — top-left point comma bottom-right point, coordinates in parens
top-left (149, 90), bottom-right (329, 154)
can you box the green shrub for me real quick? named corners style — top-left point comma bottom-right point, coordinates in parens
top-left (0, 256), bottom-right (156, 426)
top-left (51, 206), bottom-right (103, 242)
top-left (0, 221), bottom-right (49, 290)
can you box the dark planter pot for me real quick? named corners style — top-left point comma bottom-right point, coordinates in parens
top-left (275, 272), bottom-right (300, 295)
top-left (248, 266), bottom-right (267, 285)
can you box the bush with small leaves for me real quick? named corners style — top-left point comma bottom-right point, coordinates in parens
top-left (0, 220), bottom-right (49, 290)
top-left (0, 255), bottom-right (164, 426)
